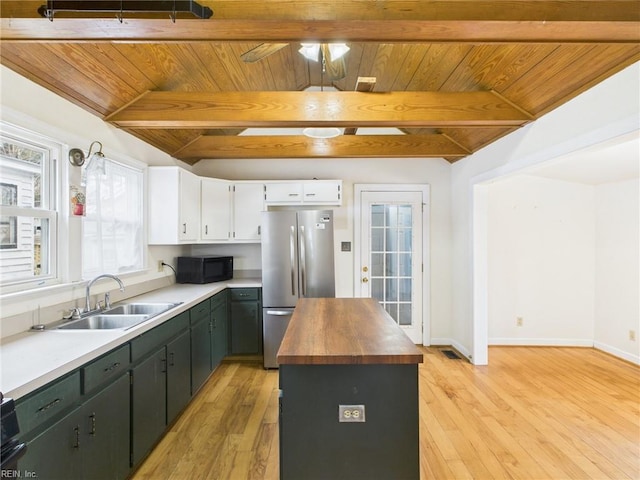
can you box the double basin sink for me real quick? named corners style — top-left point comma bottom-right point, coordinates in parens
top-left (56, 302), bottom-right (182, 330)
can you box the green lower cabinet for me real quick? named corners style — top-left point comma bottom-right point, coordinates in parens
top-left (211, 296), bottom-right (229, 367)
top-left (19, 408), bottom-right (82, 479)
top-left (190, 314), bottom-right (212, 394)
top-left (79, 374), bottom-right (130, 479)
top-left (230, 289), bottom-right (262, 355)
top-left (19, 373), bottom-right (130, 480)
top-left (131, 347), bottom-right (167, 466)
top-left (166, 329), bottom-right (191, 424)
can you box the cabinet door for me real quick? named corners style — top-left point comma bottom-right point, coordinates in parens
top-left (303, 181), bottom-right (342, 204)
top-left (190, 315), bottom-right (212, 394)
top-left (211, 296), bottom-right (229, 368)
top-left (80, 373), bottom-right (130, 480)
top-left (19, 408), bottom-right (82, 479)
top-left (232, 183), bottom-right (264, 241)
top-left (264, 182), bottom-right (303, 204)
top-left (167, 330), bottom-right (192, 424)
top-left (178, 169), bottom-right (200, 242)
top-left (230, 299), bottom-right (262, 355)
top-left (201, 178), bottom-right (231, 241)
top-left (131, 347), bottom-right (167, 466)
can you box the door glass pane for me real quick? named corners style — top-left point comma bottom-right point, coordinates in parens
top-left (371, 205), bottom-right (385, 226)
top-left (399, 253), bottom-right (412, 276)
top-left (371, 278), bottom-right (383, 299)
top-left (399, 304), bottom-right (412, 325)
top-left (371, 228), bottom-right (383, 251)
top-left (399, 278), bottom-right (412, 301)
top-left (385, 253), bottom-right (398, 276)
top-left (371, 253), bottom-right (383, 276)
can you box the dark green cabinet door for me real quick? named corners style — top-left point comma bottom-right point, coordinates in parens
top-left (230, 299), bottom-right (261, 354)
top-left (167, 329), bottom-right (191, 424)
top-left (131, 347), bottom-right (167, 466)
top-left (190, 315), bottom-right (212, 394)
top-left (80, 373), bottom-right (130, 480)
top-left (211, 297), bottom-right (229, 367)
top-left (19, 409), bottom-right (82, 480)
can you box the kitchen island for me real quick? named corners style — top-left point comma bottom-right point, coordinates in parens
top-left (277, 297), bottom-right (424, 480)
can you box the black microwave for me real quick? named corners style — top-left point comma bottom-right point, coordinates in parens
top-left (176, 255), bottom-right (233, 284)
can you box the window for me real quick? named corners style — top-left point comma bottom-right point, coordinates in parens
top-left (82, 157), bottom-right (144, 279)
top-left (0, 124), bottom-right (58, 288)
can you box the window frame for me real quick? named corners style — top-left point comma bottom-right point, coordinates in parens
top-left (0, 122), bottom-right (61, 293)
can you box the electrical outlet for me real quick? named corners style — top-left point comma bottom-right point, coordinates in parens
top-left (157, 260), bottom-right (164, 273)
top-left (338, 405), bottom-right (365, 423)
top-left (630, 330), bottom-right (636, 341)
top-left (516, 317), bottom-right (523, 327)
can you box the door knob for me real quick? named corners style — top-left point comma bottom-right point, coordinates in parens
top-left (362, 277), bottom-right (369, 283)
top-left (362, 266), bottom-right (368, 272)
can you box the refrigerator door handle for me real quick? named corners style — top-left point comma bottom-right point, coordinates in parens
top-left (289, 225), bottom-right (296, 296)
top-left (299, 225), bottom-right (306, 296)
top-left (266, 310), bottom-right (292, 316)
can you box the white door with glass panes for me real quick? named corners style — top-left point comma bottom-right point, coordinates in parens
top-left (356, 187), bottom-right (428, 344)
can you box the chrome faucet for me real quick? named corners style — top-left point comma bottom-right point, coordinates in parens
top-left (85, 274), bottom-right (125, 313)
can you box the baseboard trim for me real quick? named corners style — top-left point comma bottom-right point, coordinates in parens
top-left (489, 338), bottom-right (593, 347)
top-left (593, 341), bottom-right (640, 366)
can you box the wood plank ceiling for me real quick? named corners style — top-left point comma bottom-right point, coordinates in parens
top-left (1, 1), bottom-right (639, 164)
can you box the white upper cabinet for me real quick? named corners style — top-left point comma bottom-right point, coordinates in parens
top-left (264, 180), bottom-right (342, 205)
top-left (148, 167), bottom-right (200, 245)
top-left (231, 182), bottom-right (265, 242)
top-left (201, 178), bottom-right (231, 242)
top-left (149, 168), bottom-right (340, 244)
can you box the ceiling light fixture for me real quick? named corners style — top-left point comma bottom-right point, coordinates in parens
top-left (298, 43), bottom-right (350, 62)
top-left (37, 1), bottom-right (213, 22)
top-left (302, 127), bottom-right (342, 139)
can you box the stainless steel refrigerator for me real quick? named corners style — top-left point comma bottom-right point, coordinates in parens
top-left (261, 210), bottom-right (335, 368)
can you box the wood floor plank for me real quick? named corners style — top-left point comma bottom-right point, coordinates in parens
top-left (131, 348), bottom-right (640, 480)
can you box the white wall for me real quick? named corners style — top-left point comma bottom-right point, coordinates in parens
top-left (487, 175), bottom-right (596, 345)
top-left (452, 61), bottom-right (640, 364)
top-left (193, 158), bottom-right (453, 341)
top-left (594, 179), bottom-right (640, 362)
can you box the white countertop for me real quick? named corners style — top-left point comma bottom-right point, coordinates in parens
top-left (0, 278), bottom-right (261, 400)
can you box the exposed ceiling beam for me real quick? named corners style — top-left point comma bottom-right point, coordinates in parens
top-left (173, 134), bottom-right (470, 163)
top-left (3, 1), bottom-right (639, 21)
top-left (2, 18), bottom-right (638, 43)
top-left (107, 91), bottom-right (533, 129)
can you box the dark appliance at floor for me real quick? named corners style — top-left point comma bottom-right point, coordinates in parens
top-left (1, 392), bottom-right (27, 472)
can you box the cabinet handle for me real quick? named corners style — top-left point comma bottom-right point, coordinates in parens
top-left (258, 225), bottom-right (261, 236)
top-left (288, 193), bottom-right (300, 197)
top-left (161, 358), bottom-right (167, 373)
top-left (74, 426), bottom-right (80, 449)
top-left (205, 225), bottom-right (208, 235)
top-left (182, 223), bottom-right (187, 234)
top-left (169, 352), bottom-right (175, 367)
top-left (103, 362), bottom-right (120, 373)
top-left (37, 398), bottom-right (61, 413)
top-left (89, 412), bottom-right (96, 436)
top-left (305, 193), bottom-right (316, 197)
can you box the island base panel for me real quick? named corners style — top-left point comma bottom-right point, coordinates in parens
top-left (279, 363), bottom-right (419, 480)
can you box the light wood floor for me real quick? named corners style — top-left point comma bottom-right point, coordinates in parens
top-left (131, 347), bottom-right (640, 480)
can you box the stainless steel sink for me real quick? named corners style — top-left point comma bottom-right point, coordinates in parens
top-left (103, 302), bottom-right (181, 316)
top-left (57, 314), bottom-right (150, 330)
top-left (55, 302), bottom-right (182, 330)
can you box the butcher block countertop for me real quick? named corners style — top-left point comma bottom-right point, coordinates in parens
top-left (277, 298), bottom-right (424, 365)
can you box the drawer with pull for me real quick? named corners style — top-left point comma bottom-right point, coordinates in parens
top-left (15, 371), bottom-right (81, 436)
top-left (81, 344), bottom-right (130, 394)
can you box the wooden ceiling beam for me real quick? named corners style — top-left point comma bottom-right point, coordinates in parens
top-left (107, 91), bottom-right (533, 128)
top-left (173, 133), bottom-right (470, 162)
top-left (2, 19), bottom-right (638, 43)
top-left (3, 1), bottom-right (639, 21)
